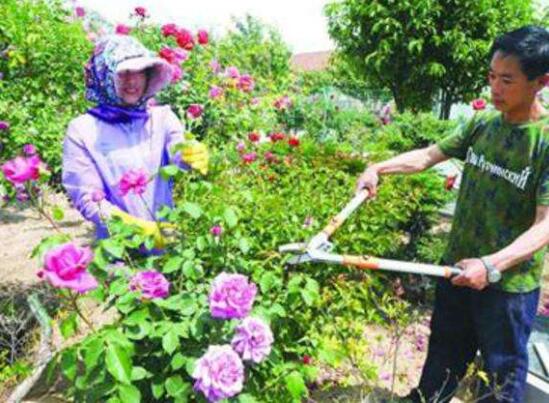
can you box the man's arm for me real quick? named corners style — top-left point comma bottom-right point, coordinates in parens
top-left (356, 144), bottom-right (449, 195)
top-left (452, 205), bottom-right (549, 289)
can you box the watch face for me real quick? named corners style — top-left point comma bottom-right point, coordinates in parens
top-left (489, 269), bottom-right (502, 283)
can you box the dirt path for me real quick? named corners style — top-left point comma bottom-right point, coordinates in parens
top-left (0, 192), bottom-right (94, 284)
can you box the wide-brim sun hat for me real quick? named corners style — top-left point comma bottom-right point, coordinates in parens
top-left (116, 56), bottom-right (173, 99)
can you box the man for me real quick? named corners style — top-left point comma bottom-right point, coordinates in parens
top-left (356, 26), bottom-right (549, 402)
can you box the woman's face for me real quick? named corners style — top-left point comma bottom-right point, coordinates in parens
top-left (115, 70), bottom-right (147, 105)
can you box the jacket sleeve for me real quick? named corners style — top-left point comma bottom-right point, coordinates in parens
top-left (163, 107), bottom-right (191, 170)
top-left (62, 121), bottom-right (116, 225)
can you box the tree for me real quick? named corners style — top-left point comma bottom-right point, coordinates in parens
top-left (325, 0), bottom-right (533, 118)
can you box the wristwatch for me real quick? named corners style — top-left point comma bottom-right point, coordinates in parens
top-left (480, 257), bottom-right (502, 283)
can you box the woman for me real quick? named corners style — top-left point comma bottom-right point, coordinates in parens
top-left (62, 35), bottom-right (207, 246)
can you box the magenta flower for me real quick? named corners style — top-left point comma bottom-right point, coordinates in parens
top-left (210, 59), bottom-right (221, 74)
top-left (159, 47), bottom-right (177, 64)
top-left (264, 151), bottom-right (277, 163)
top-left (248, 132), bottom-right (260, 143)
top-left (134, 6), bottom-right (147, 18)
top-left (209, 273), bottom-right (257, 319)
top-left (161, 23), bottom-right (179, 37)
top-left (15, 188), bottom-right (29, 202)
top-left (472, 98), bottom-right (487, 111)
top-left (115, 24), bottom-right (131, 35)
top-left (22, 144), bottom-right (37, 156)
top-left (209, 85), bottom-right (223, 99)
top-left (37, 242), bottom-right (97, 293)
top-left (273, 95), bottom-right (292, 110)
top-left (241, 152), bottom-right (257, 164)
top-left (173, 48), bottom-right (189, 64)
top-left (225, 66), bottom-right (240, 79)
top-left (0, 121), bottom-right (10, 131)
top-left (129, 270), bottom-right (170, 300)
top-left (187, 104), bottom-right (204, 120)
top-left (1, 155), bottom-right (42, 185)
top-left (118, 168), bottom-right (149, 196)
top-left (197, 29), bottom-right (209, 45)
top-left (231, 317), bottom-right (274, 363)
top-left (171, 65), bottom-right (183, 83)
top-left (91, 189), bottom-right (105, 203)
top-left (236, 141), bottom-right (245, 153)
top-left (176, 28), bottom-right (195, 50)
top-left (210, 225), bottom-right (223, 237)
top-left (75, 6), bottom-right (85, 18)
top-left (192, 345), bottom-right (244, 402)
top-left (237, 74), bottom-right (254, 92)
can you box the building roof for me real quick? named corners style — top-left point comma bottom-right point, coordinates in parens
top-left (290, 51), bottom-right (332, 72)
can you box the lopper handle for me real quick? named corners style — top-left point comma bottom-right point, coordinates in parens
top-left (321, 189), bottom-right (370, 237)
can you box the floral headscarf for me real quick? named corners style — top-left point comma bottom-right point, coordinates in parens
top-left (85, 35), bottom-right (172, 123)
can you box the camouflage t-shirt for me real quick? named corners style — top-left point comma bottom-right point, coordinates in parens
top-left (437, 112), bottom-right (549, 293)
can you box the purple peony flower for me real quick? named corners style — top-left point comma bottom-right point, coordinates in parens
top-left (231, 317), bottom-right (274, 363)
top-left (129, 270), bottom-right (170, 300)
top-left (22, 143), bottom-right (37, 156)
top-left (209, 273), bottom-right (257, 319)
top-left (192, 345), bottom-right (244, 402)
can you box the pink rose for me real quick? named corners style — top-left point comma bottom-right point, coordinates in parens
top-left (134, 6), bottom-right (147, 18)
top-left (173, 48), bottom-right (189, 64)
top-left (187, 104), bottom-right (204, 119)
top-left (225, 66), bottom-right (240, 79)
top-left (197, 29), bottom-right (209, 45)
top-left (237, 74), bottom-right (254, 92)
top-left (210, 225), bottom-right (223, 237)
top-left (171, 65), bottom-right (183, 83)
top-left (210, 59), bottom-right (221, 74)
top-left (472, 98), bottom-right (486, 111)
top-left (22, 144), bottom-right (37, 156)
top-left (129, 270), bottom-right (170, 300)
top-left (1, 155), bottom-right (42, 185)
top-left (115, 24), bottom-right (131, 35)
top-left (75, 6), bottom-right (85, 18)
top-left (209, 85), bottom-right (224, 99)
top-left (236, 141), bottom-right (246, 153)
top-left (176, 28), bottom-right (195, 50)
top-left (161, 23), bottom-right (178, 37)
top-left (37, 242), bottom-right (97, 293)
top-left (242, 152), bottom-right (257, 164)
top-left (118, 168), bottom-right (149, 196)
top-left (159, 47), bottom-right (177, 64)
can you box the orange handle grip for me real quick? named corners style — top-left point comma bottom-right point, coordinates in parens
top-left (342, 255), bottom-right (380, 270)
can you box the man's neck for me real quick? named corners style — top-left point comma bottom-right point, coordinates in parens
top-left (503, 100), bottom-right (546, 124)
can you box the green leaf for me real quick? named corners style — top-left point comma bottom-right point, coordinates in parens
top-left (259, 272), bottom-right (277, 293)
top-left (84, 337), bottom-right (104, 370)
top-left (182, 202), bottom-right (202, 219)
top-left (163, 256), bottom-right (184, 274)
top-left (131, 366), bottom-right (151, 381)
top-left (285, 371), bottom-right (307, 400)
top-left (102, 239), bottom-right (125, 259)
top-left (224, 207), bottom-right (238, 228)
top-left (105, 343), bottom-right (132, 384)
top-left (238, 393), bottom-right (259, 403)
top-left (239, 237), bottom-right (250, 254)
top-left (171, 353), bottom-right (186, 370)
top-left (60, 312), bottom-right (77, 339)
top-left (52, 205), bottom-right (64, 221)
top-left (165, 375), bottom-right (191, 398)
top-left (162, 328), bottom-right (179, 355)
top-left (151, 381), bottom-right (165, 399)
top-left (160, 164), bottom-right (180, 180)
top-left (61, 349), bottom-right (77, 381)
top-left (118, 383), bottom-right (141, 402)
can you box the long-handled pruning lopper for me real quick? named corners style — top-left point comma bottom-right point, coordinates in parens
top-left (279, 189), bottom-right (461, 279)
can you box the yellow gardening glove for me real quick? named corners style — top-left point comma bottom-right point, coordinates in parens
top-left (181, 142), bottom-right (209, 175)
top-left (111, 209), bottom-right (175, 249)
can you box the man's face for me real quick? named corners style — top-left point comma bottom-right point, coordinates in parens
top-left (115, 70), bottom-right (147, 105)
top-left (488, 51), bottom-right (544, 116)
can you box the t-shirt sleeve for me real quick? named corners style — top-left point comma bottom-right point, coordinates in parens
top-left (436, 116), bottom-right (481, 160)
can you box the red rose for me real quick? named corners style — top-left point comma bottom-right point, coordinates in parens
top-left (302, 355), bottom-right (312, 365)
top-left (134, 6), bottom-right (147, 18)
top-left (159, 47), bottom-right (176, 64)
top-left (288, 137), bottom-right (300, 147)
top-left (248, 132), bottom-right (260, 143)
top-left (176, 29), bottom-right (195, 50)
top-left (161, 23), bottom-right (178, 37)
top-left (197, 29), bottom-right (209, 45)
top-left (269, 132), bottom-right (285, 142)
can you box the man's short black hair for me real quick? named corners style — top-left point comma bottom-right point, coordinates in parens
top-left (489, 25), bottom-right (549, 80)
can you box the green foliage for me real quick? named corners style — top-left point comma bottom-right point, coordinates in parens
top-left (0, 0), bottom-right (92, 179)
top-left (325, 0), bottom-right (534, 117)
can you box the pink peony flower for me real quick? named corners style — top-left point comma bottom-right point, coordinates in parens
top-left (209, 85), bottom-right (223, 99)
top-left (209, 273), bottom-right (257, 319)
top-left (237, 74), bottom-right (254, 92)
top-left (75, 6), bottom-right (85, 18)
top-left (37, 242), bottom-right (97, 293)
top-left (115, 24), bottom-right (131, 35)
top-left (192, 345), bottom-right (244, 402)
top-left (472, 98), bottom-right (487, 111)
top-left (225, 66), bottom-right (240, 79)
top-left (176, 28), bottom-right (195, 50)
top-left (161, 23), bottom-right (179, 37)
top-left (1, 155), bottom-right (42, 185)
top-left (0, 121), bottom-right (10, 131)
top-left (134, 6), bottom-right (147, 18)
top-left (22, 144), bottom-right (37, 156)
top-left (210, 225), bottom-right (223, 237)
top-left (197, 29), bottom-right (209, 45)
top-left (187, 104), bottom-right (204, 119)
top-left (129, 270), bottom-right (170, 300)
top-left (242, 152), bottom-right (257, 164)
top-left (231, 317), bottom-right (274, 363)
top-left (171, 65), bottom-right (183, 83)
top-left (118, 168), bottom-right (149, 196)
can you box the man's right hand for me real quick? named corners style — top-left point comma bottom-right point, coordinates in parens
top-left (355, 167), bottom-right (380, 197)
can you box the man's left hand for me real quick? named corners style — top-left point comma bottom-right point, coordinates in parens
top-left (451, 258), bottom-right (488, 290)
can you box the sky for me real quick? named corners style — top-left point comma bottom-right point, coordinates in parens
top-left (76, 0), bottom-right (335, 54)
